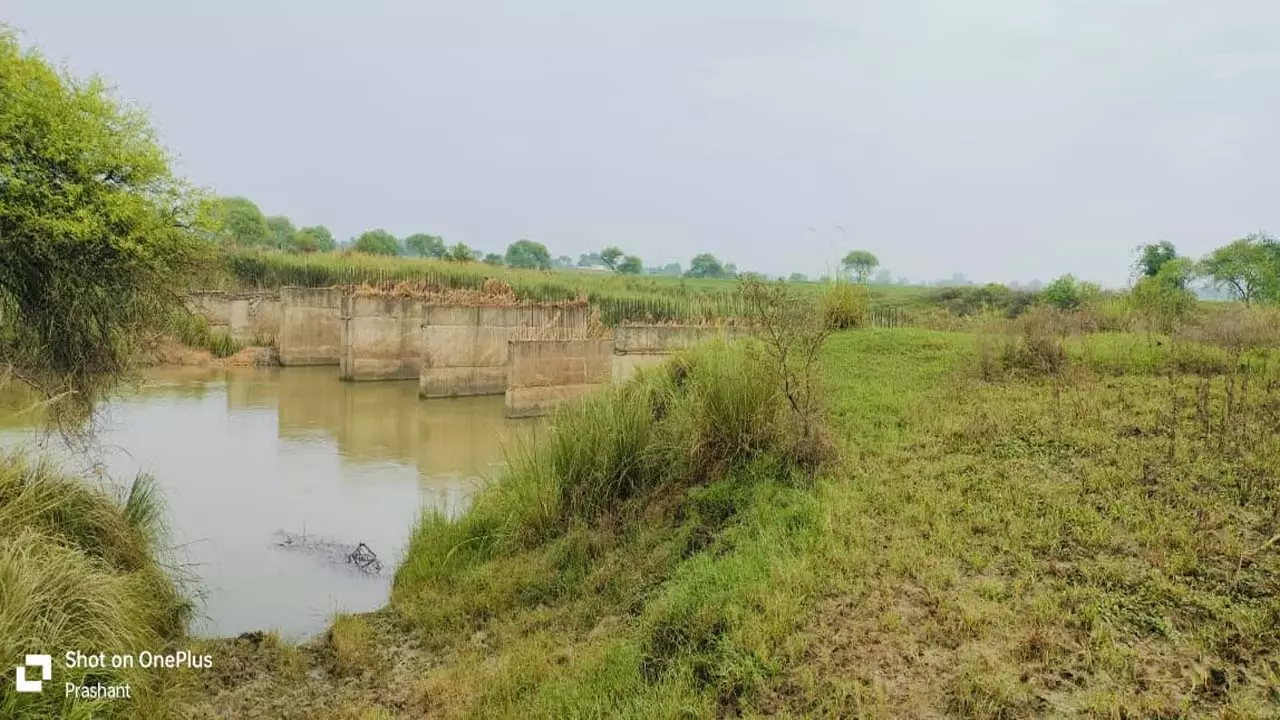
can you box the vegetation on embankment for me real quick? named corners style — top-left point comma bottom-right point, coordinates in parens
top-left (0, 455), bottom-right (195, 720)
top-left (188, 305), bottom-right (1280, 718)
top-left (1, 28), bottom-right (204, 719)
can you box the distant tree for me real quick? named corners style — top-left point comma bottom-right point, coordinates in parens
top-left (1199, 233), bottom-right (1278, 305)
top-left (686, 253), bottom-right (726, 279)
top-left (265, 216), bottom-right (296, 250)
top-left (896, 277), bottom-right (909, 285)
top-left (405, 233), bottom-right (446, 258)
top-left (505, 239), bottom-right (552, 269)
top-left (841, 250), bottom-right (879, 283)
top-left (217, 197), bottom-right (270, 246)
top-left (617, 255), bottom-right (643, 275)
top-left (872, 269), bottom-right (893, 285)
top-left (291, 228), bottom-right (322, 253)
top-left (789, 273), bottom-right (809, 283)
top-left (297, 225), bottom-right (336, 252)
top-left (553, 255), bottom-right (574, 269)
top-left (482, 253), bottom-right (504, 266)
top-left (1132, 257), bottom-right (1197, 331)
top-left (444, 242), bottom-right (476, 263)
top-left (577, 252), bottom-right (604, 268)
top-left (724, 263), bottom-right (739, 278)
top-left (1041, 274), bottom-right (1100, 311)
top-left (600, 246), bottom-right (624, 271)
top-left (1135, 241), bottom-right (1178, 278)
top-left (353, 229), bottom-right (400, 256)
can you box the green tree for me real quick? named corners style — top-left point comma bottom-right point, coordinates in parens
top-left (444, 242), bottom-right (476, 262)
top-left (1132, 257), bottom-right (1197, 331)
top-left (216, 196), bottom-right (270, 246)
top-left (1199, 234), bottom-right (1278, 306)
top-left (482, 253), bottom-right (505, 266)
top-left (297, 225), bottom-right (336, 252)
top-left (0, 30), bottom-right (212, 417)
top-left (553, 255), bottom-right (573, 268)
top-left (265, 215), bottom-right (295, 250)
top-left (789, 273), bottom-right (809, 283)
top-left (405, 233), bottom-right (446, 258)
top-left (1041, 274), bottom-right (1085, 310)
top-left (686, 253), bottom-right (726, 279)
top-left (505, 239), bottom-right (552, 269)
top-left (1135, 241), bottom-right (1178, 278)
top-left (617, 255), bottom-right (643, 275)
top-left (841, 250), bottom-right (879, 283)
top-left (353, 229), bottom-right (400, 256)
top-left (600, 246), bottom-right (624, 271)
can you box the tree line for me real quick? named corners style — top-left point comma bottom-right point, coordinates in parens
top-left (210, 196), bottom-right (747, 278)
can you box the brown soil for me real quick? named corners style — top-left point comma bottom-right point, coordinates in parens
top-left (138, 340), bottom-right (279, 369)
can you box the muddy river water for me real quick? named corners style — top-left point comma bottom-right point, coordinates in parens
top-left (0, 367), bottom-right (541, 639)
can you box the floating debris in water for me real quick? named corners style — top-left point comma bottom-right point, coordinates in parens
top-left (272, 531), bottom-right (385, 575)
top-left (346, 542), bottom-right (383, 574)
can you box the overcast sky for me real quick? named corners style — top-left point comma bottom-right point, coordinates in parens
top-left (8, 1), bottom-right (1280, 285)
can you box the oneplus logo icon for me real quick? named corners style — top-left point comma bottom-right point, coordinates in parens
top-left (15, 654), bottom-right (51, 693)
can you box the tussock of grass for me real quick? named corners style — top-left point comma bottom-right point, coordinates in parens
top-left (0, 454), bottom-right (192, 719)
top-left (166, 309), bottom-right (243, 358)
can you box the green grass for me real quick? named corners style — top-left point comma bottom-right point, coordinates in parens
top-left (0, 455), bottom-right (194, 720)
top-left (189, 320), bottom-right (1280, 718)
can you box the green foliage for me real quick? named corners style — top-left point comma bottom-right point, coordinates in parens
top-left (297, 225), bottom-right (335, 252)
top-left (1199, 233), bottom-right (1278, 305)
top-left (0, 31), bottom-right (213, 418)
top-left (214, 197), bottom-right (270, 246)
top-left (600, 246), bottom-right (624, 271)
top-left (481, 252), bottom-right (504, 266)
top-left (505, 239), bottom-right (552, 269)
top-left (788, 273), bottom-right (808, 283)
top-left (1131, 257), bottom-right (1197, 332)
top-left (1039, 274), bottom-right (1099, 311)
top-left (264, 216), bottom-right (295, 250)
top-left (840, 250), bottom-right (879, 282)
top-left (444, 242), bottom-right (476, 263)
top-left (404, 233), bottom-right (445, 259)
top-left (930, 283), bottom-right (1035, 318)
top-left (0, 455), bottom-right (192, 719)
top-left (686, 253), bottom-right (727, 279)
top-left (1135, 240), bottom-right (1178, 278)
top-left (617, 255), bottom-right (643, 275)
top-left (352, 229), bottom-right (400, 256)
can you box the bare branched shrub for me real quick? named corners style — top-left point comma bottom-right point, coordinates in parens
top-left (740, 277), bottom-right (838, 470)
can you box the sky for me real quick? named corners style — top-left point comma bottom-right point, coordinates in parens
top-left (8, 1), bottom-right (1280, 286)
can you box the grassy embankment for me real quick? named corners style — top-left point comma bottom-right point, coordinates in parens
top-left (186, 304), bottom-right (1279, 718)
top-left (0, 456), bottom-right (196, 720)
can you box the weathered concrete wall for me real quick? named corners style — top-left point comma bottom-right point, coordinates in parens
top-left (340, 295), bottom-right (431, 381)
top-left (278, 287), bottom-right (343, 366)
top-left (187, 291), bottom-right (280, 344)
top-left (505, 339), bottom-right (614, 418)
top-left (418, 306), bottom-right (591, 395)
top-left (611, 324), bottom-right (748, 382)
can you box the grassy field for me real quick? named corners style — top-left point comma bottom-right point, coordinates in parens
top-left (179, 309), bottom-right (1280, 719)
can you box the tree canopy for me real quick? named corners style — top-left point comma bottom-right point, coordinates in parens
top-left (617, 255), bottom-right (643, 275)
top-left (353, 229), bottom-right (400, 256)
top-left (0, 30), bottom-right (211, 417)
top-left (216, 197), bottom-right (270, 246)
top-left (505, 239), bottom-right (552, 269)
top-left (296, 225), bottom-right (335, 253)
top-left (1135, 241), bottom-right (1178, 278)
top-left (686, 253), bottom-right (727, 279)
top-left (444, 242), bottom-right (476, 263)
top-left (600, 246), bottom-right (624, 271)
top-left (841, 250), bottom-right (879, 283)
top-left (1199, 234), bottom-right (1278, 306)
top-left (405, 233), bottom-right (446, 258)
top-left (265, 216), bottom-right (296, 250)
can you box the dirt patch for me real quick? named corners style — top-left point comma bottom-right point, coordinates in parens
top-left (137, 340), bottom-right (279, 369)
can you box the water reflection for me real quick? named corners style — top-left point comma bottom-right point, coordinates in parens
top-left (0, 366), bottom-right (540, 638)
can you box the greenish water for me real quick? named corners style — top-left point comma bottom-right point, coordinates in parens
top-left (0, 367), bottom-right (540, 639)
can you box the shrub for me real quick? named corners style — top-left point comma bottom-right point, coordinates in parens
top-left (977, 308), bottom-right (1068, 379)
top-left (820, 282), bottom-right (869, 329)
